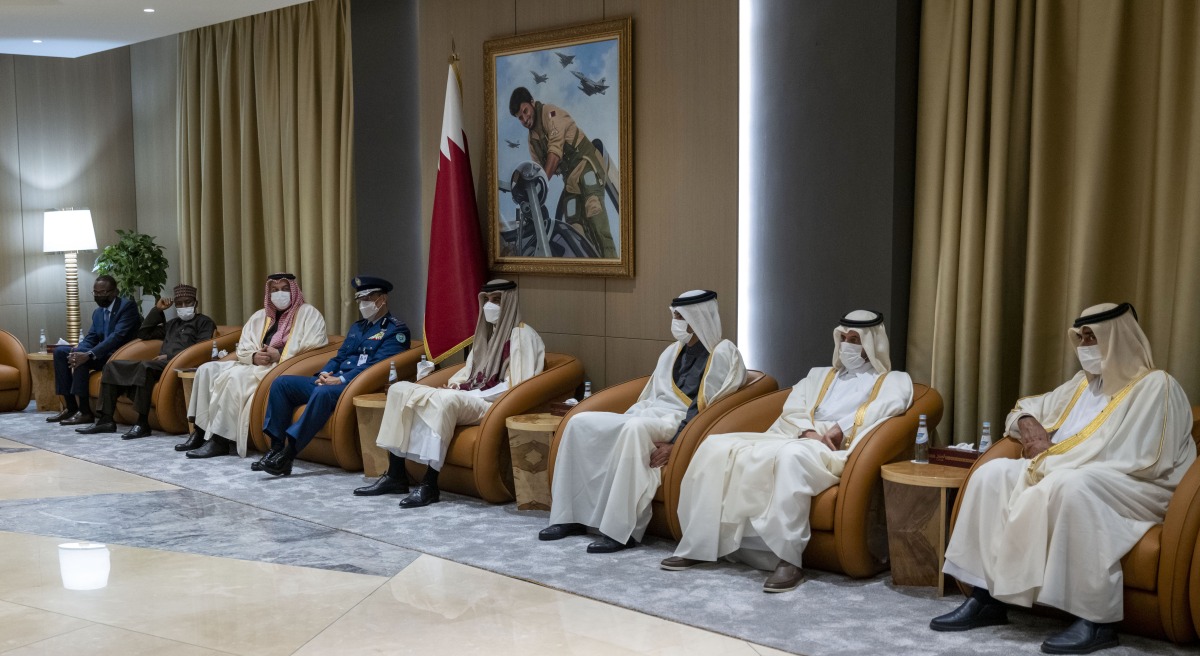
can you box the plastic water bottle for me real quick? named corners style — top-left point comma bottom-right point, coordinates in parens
top-left (913, 414), bottom-right (929, 464)
top-left (388, 361), bottom-right (398, 385)
top-left (416, 354), bottom-right (434, 381)
top-left (210, 340), bottom-right (219, 361)
top-left (583, 381), bottom-right (592, 399)
top-left (39, 328), bottom-right (46, 349)
top-left (978, 421), bottom-right (992, 452)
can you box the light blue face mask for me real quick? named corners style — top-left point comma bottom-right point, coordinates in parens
top-left (176, 306), bottom-right (195, 321)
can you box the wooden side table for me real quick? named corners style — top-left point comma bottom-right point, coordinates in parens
top-left (353, 392), bottom-right (390, 478)
top-left (881, 461), bottom-right (968, 595)
top-left (27, 353), bottom-right (59, 412)
top-left (505, 413), bottom-right (562, 511)
top-left (176, 369), bottom-right (197, 434)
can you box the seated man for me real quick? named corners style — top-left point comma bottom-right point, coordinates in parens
top-left (77, 283), bottom-right (217, 439)
top-left (541, 290), bottom-right (747, 553)
top-left (661, 311), bottom-right (912, 592)
top-left (177, 273), bottom-right (328, 459)
top-left (47, 274), bottom-right (141, 425)
top-left (355, 279), bottom-right (544, 507)
top-left (258, 276), bottom-right (411, 476)
top-left (931, 303), bottom-right (1195, 655)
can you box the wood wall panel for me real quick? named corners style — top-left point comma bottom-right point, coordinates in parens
top-left (131, 35), bottom-right (181, 292)
top-left (0, 48), bottom-right (139, 351)
top-left (514, 0), bottom-right (604, 33)
top-left (539, 331), bottom-right (605, 388)
top-left (601, 0), bottom-right (738, 343)
top-left (416, 0), bottom-right (738, 390)
top-left (605, 336), bottom-right (673, 388)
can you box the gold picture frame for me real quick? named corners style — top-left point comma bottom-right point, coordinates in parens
top-left (484, 17), bottom-right (633, 277)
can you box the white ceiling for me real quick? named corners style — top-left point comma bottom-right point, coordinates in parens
top-left (0, 0), bottom-right (312, 58)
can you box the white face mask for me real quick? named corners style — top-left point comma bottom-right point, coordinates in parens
top-left (270, 291), bottom-right (291, 310)
top-left (839, 342), bottom-right (867, 370)
top-left (1077, 345), bottom-right (1103, 375)
top-left (176, 306), bottom-right (195, 321)
top-left (358, 299), bottom-right (379, 320)
top-left (483, 301), bottom-right (501, 324)
top-left (671, 318), bottom-right (692, 344)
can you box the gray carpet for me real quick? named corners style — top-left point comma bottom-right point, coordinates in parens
top-left (0, 406), bottom-right (1189, 656)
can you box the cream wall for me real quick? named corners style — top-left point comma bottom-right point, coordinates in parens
top-left (416, 0), bottom-right (739, 388)
top-left (0, 49), bottom-right (139, 351)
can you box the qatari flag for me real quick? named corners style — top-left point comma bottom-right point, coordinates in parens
top-left (424, 60), bottom-right (486, 363)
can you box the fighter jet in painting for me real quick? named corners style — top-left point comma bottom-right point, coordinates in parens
top-left (555, 52), bottom-right (575, 67)
top-left (530, 71), bottom-right (548, 84)
top-left (571, 71), bottom-right (609, 96)
top-left (506, 139), bottom-right (521, 148)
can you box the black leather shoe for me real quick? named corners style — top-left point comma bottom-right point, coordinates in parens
top-left (186, 436), bottom-right (233, 459)
top-left (175, 431), bottom-right (206, 452)
top-left (354, 474), bottom-right (409, 496)
top-left (930, 596), bottom-right (1009, 632)
top-left (121, 425), bottom-right (152, 440)
top-left (538, 523), bottom-right (588, 541)
top-left (250, 449), bottom-right (278, 472)
top-left (75, 420), bottom-right (117, 435)
top-left (586, 535), bottom-right (637, 554)
top-left (60, 412), bottom-right (95, 426)
top-left (1041, 619), bottom-right (1119, 654)
top-left (47, 408), bottom-right (74, 422)
top-left (261, 449), bottom-right (294, 477)
top-left (398, 484), bottom-right (440, 508)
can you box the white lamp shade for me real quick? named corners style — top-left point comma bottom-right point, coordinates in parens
top-left (43, 209), bottom-right (98, 253)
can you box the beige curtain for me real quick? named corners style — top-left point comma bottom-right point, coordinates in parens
top-left (909, 0), bottom-right (1200, 444)
top-left (178, 0), bottom-right (356, 330)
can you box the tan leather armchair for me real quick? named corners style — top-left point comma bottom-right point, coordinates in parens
top-left (247, 338), bottom-right (425, 471)
top-left (546, 370), bottom-right (779, 540)
top-left (692, 383), bottom-right (943, 577)
top-left (952, 405), bottom-right (1200, 643)
top-left (403, 352), bottom-right (585, 503)
top-left (0, 330), bottom-right (31, 412)
top-left (88, 326), bottom-right (243, 433)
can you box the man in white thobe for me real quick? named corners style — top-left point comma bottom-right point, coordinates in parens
top-left (541, 290), bottom-right (748, 553)
top-left (176, 273), bottom-right (328, 459)
top-left (661, 310), bottom-right (912, 592)
top-left (932, 302), bottom-right (1195, 655)
top-left (360, 279), bottom-right (545, 508)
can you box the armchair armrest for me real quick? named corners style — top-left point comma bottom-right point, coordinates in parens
top-left (247, 337), bottom-right (345, 452)
top-left (153, 328), bottom-right (244, 434)
top-left (327, 342), bottom-right (425, 470)
top-left (0, 330), bottom-right (31, 411)
top-left (547, 375), bottom-right (650, 487)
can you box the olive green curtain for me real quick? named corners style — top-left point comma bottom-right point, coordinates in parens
top-left (178, 0), bottom-right (355, 329)
top-left (908, 0), bottom-right (1200, 444)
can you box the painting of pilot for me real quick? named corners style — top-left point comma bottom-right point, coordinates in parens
top-left (485, 18), bottom-right (633, 278)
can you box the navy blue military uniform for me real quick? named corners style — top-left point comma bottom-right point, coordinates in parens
top-left (53, 296), bottom-right (141, 397)
top-left (263, 300), bottom-right (410, 454)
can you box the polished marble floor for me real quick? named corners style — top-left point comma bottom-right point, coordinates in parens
top-left (0, 442), bottom-right (789, 655)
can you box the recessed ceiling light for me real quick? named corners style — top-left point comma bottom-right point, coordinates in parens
top-left (32, 39), bottom-right (42, 43)
top-left (143, 7), bottom-right (155, 12)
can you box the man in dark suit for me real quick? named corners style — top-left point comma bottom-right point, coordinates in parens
top-left (46, 274), bottom-right (141, 425)
top-left (77, 283), bottom-right (216, 439)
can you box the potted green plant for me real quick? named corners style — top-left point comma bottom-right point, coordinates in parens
top-left (93, 229), bottom-right (170, 310)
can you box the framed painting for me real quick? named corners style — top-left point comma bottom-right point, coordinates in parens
top-left (484, 17), bottom-right (633, 277)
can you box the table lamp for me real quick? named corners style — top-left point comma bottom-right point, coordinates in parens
top-left (43, 209), bottom-right (98, 346)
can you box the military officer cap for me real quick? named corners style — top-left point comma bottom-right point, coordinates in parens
top-left (352, 275), bottom-right (393, 299)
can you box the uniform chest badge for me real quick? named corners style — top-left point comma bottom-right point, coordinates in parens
top-left (369, 331), bottom-right (384, 340)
